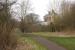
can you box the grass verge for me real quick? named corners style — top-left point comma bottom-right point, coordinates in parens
top-left (44, 37), bottom-right (75, 50)
top-left (32, 32), bottom-right (75, 50)
top-left (16, 33), bottom-right (48, 50)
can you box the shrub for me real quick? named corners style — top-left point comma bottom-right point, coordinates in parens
top-left (0, 21), bottom-right (17, 50)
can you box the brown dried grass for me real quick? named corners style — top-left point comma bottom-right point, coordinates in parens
top-left (0, 22), bottom-right (17, 50)
top-left (16, 39), bottom-right (33, 50)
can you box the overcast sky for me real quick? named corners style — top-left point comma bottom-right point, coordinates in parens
top-left (11, 0), bottom-right (62, 21)
top-left (12, 0), bottom-right (75, 21)
top-left (30, 0), bottom-right (62, 21)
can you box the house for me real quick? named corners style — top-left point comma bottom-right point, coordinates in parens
top-left (44, 10), bottom-right (58, 25)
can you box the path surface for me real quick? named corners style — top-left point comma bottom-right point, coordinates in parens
top-left (29, 34), bottom-right (67, 50)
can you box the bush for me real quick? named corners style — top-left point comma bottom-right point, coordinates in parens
top-left (0, 21), bottom-right (17, 50)
top-left (0, 0), bottom-right (18, 49)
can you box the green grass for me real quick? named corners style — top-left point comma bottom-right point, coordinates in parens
top-left (32, 32), bottom-right (61, 37)
top-left (18, 34), bottom-right (48, 50)
top-left (32, 32), bottom-right (75, 50)
top-left (32, 32), bottom-right (58, 37)
top-left (17, 31), bottom-right (75, 50)
top-left (32, 32), bottom-right (75, 37)
top-left (44, 37), bottom-right (75, 50)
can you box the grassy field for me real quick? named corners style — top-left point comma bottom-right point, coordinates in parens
top-left (32, 32), bottom-right (75, 37)
top-left (45, 37), bottom-right (75, 50)
top-left (16, 30), bottom-right (75, 50)
top-left (32, 32), bottom-right (75, 50)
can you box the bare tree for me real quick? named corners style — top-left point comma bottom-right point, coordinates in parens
top-left (60, 0), bottom-right (75, 29)
top-left (53, 0), bottom-right (75, 31)
top-left (0, 0), bottom-right (17, 50)
top-left (19, 0), bottom-right (33, 33)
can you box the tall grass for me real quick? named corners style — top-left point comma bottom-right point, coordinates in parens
top-left (0, 21), bottom-right (17, 50)
top-left (0, 0), bottom-right (18, 49)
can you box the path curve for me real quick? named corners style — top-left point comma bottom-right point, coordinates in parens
top-left (29, 34), bottom-right (67, 50)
